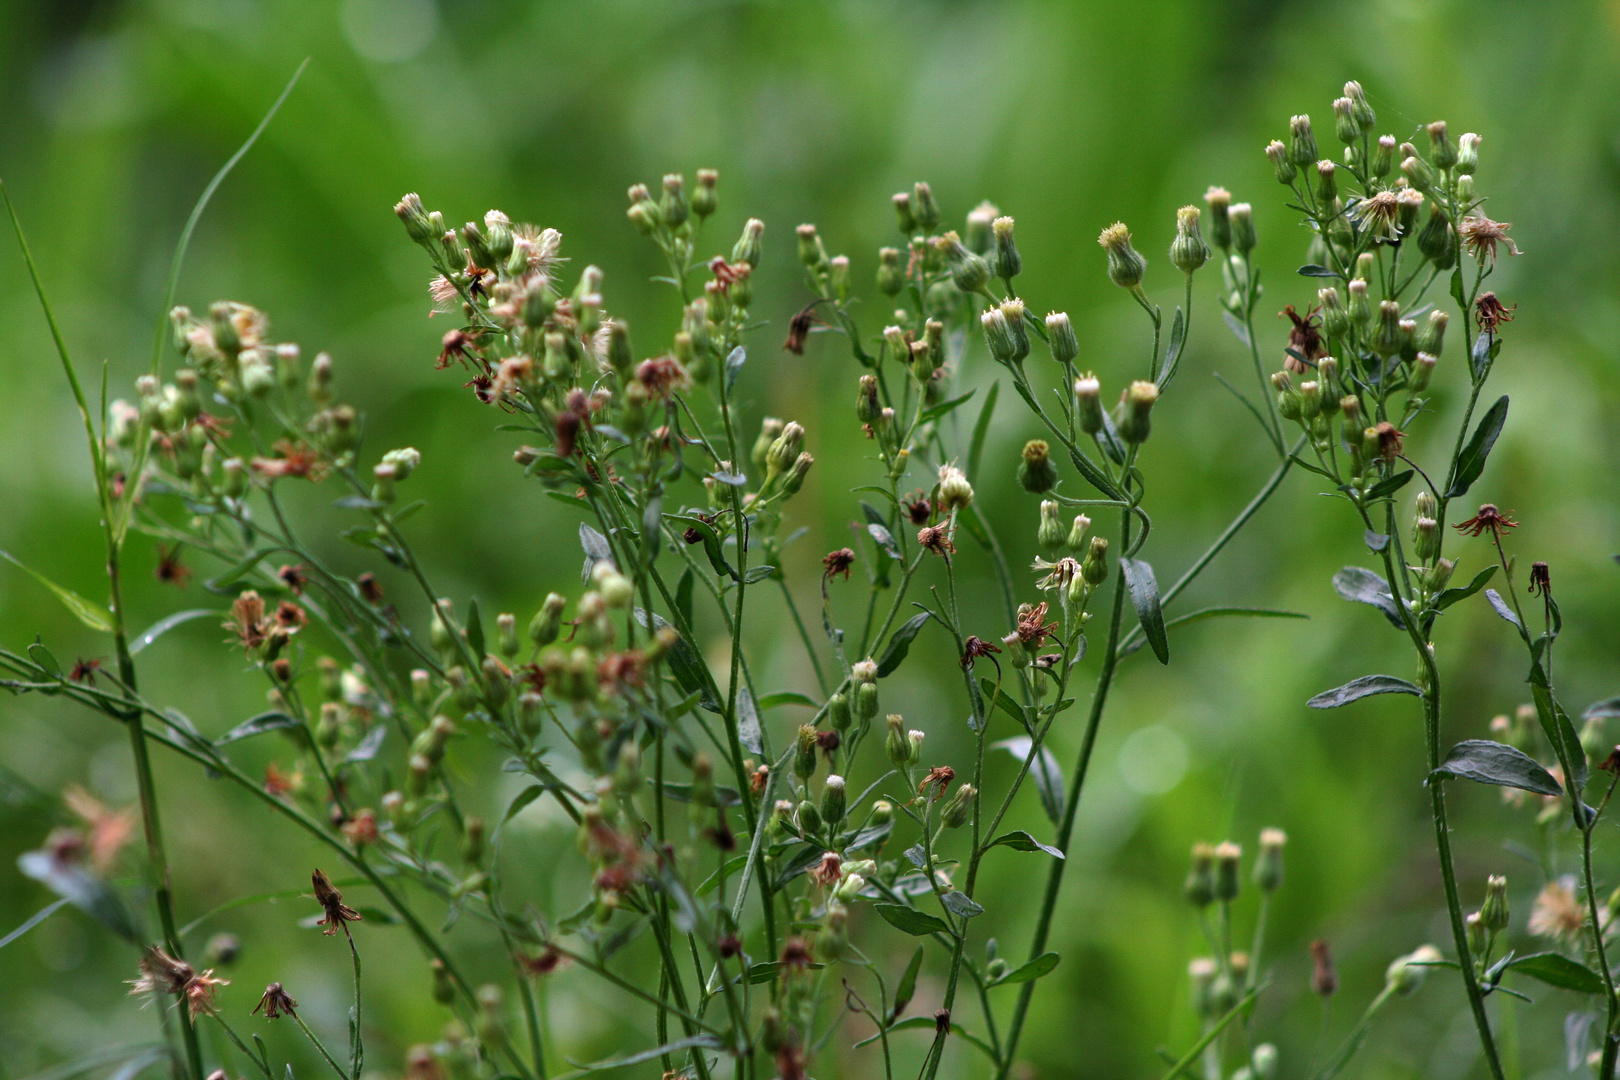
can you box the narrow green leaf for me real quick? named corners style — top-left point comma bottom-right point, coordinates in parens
top-left (129, 609), bottom-right (217, 655)
top-left (920, 389), bottom-right (975, 425)
top-left (1307, 675), bottom-right (1421, 708)
top-left (28, 642), bottom-right (62, 679)
top-left (1121, 607), bottom-right (1307, 658)
top-left (0, 551), bottom-right (113, 633)
top-left (736, 687), bottom-right (763, 755)
top-left (1584, 697), bottom-right (1620, 721)
top-left (987, 831), bottom-right (1065, 859)
top-left (1433, 564), bottom-right (1497, 611)
top-left (966, 381), bottom-right (999, 484)
top-left (1331, 567), bottom-right (1405, 629)
top-left (1430, 740), bottom-right (1562, 796)
top-left (1157, 306), bottom-right (1186, 386)
top-left (559, 1033), bottom-right (722, 1075)
top-left (1446, 395), bottom-right (1509, 499)
top-left (724, 345), bottom-right (746, 391)
top-left (675, 567), bottom-right (695, 629)
top-left (852, 1015), bottom-right (997, 1062)
top-left (0, 897), bottom-right (70, 951)
top-left (1296, 264), bottom-right (1341, 278)
top-left (345, 725), bottom-right (387, 762)
top-left (891, 945), bottom-right (924, 1019)
top-left (994, 951), bottom-right (1060, 985)
top-left (1221, 308), bottom-right (1251, 347)
top-left (757, 691), bottom-right (817, 710)
top-left (1364, 469), bottom-right (1414, 500)
top-left (873, 903), bottom-right (950, 937)
top-left (1504, 952), bottom-right (1605, 995)
top-left (876, 612), bottom-right (932, 677)
top-left (464, 596), bottom-right (485, 660)
top-left (1120, 558), bottom-right (1168, 664)
top-left (995, 736), bottom-right (1064, 825)
top-left (216, 711), bottom-right (302, 745)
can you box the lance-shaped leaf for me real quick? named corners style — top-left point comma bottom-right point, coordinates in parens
top-left (1120, 558), bottom-right (1168, 664)
top-left (736, 687), bottom-right (763, 755)
top-left (1432, 564), bottom-right (1498, 612)
top-left (1307, 675), bottom-right (1422, 709)
top-left (17, 850), bottom-right (139, 942)
top-left (877, 612), bottom-right (932, 677)
top-left (873, 903), bottom-right (951, 937)
top-left (216, 710), bottom-right (302, 745)
top-left (0, 550), bottom-right (113, 633)
top-left (992, 951), bottom-right (1061, 985)
top-left (996, 736), bottom-right (1064, 824)
top-left (1446, 395), bottom-right (1509, 498)
top-left (1332, 567), bottom-right (1405, 629)
top-left (940, 890), bottom-right (984, 919)
top-left (890, 945), bottom-right (924, 1020)
top-left (1504, 952), bottom-right (1605, 995)
top-left (1430, 740), bottom-right (1562, 796)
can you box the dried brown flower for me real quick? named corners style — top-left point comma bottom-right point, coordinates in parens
top-left (960, 635), bottom-right (1002, 672)
top-left (1016, 602), bottom-right (1058, 649)
top-left (810, 852), bottom-right (843, 888)
top-left (822, 548), bottom-right (856, 581)
top-left (68, 657), bottom-right (104, 685)
top-left (1475, 292), bottom-right (1516, 334)
top-left (1454, 503), bottom-right (1518, 539)
top-left (519, 944), bottom-right (565, 977)
top-left (1309, 940), bottom-right (1337, 997)
top-left (1280, 304), bottom-right (1326, 374)
top-left (919, 765), bottom-right (956, 801)
top-left (277, 564), bottom-right (308, 596)
top-left (917, 525), bottom-right (955, 557)
top-left (253, 982), bottom-right (298, 1019)
top-left (357, 572), bottom-right (384, 604)
top-left (155, 544), bottom-right (192, 588)
top-left (1458, 215), bottom-right (1520, 265)
top-left (903, 492), bottom-right (933, 525)
top-left (128, 946), bottom-right (228, 1018)
top-left (1528, 561), bottom-right (1551, 597)
top-left (226, 591), bottom-right (268, 654)
top-left (1373, 421), bottom-right (1404, 461)
top-left (311, 868), bottom-right (362, 936)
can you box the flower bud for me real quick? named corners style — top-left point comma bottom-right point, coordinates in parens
top-left (1265, 141), bottom-right (1296, 185)
top-left (766, 421), bottom-right (805, 479)
top-left (1373, 300), bottom-right (1405, 358)
top-left (691, 168), bottom-right (718, 220)
top-left (1082, 536), bottom-right (1109, 585)
top-left (1252, 1044), bottom-right (1279, 1080)
top-left (1115, 380), bottom-right (1159, 444)
top-left (937, 231), bottom-right (992, 293)
top-left (941, 784), bottom-right (976, 829)
top-left (827, 692), bottom-right (851, 733)
top-left (855, 682), bottom-right (879, 724)
top-left (1058, 514), bottom-right (1090, 554)
top-left (1170, 206), bottom-right (1209, 275)
top-left (985, 215), bottom-right (1021, 280)
top-left (1205, 187), bottom-right (1232, 249)
top-left (395, 193), bottom-right (435, 244)
top-left (937, 465), bottom-right (974, 513)
top-left (1288, 114), bottom-right (1319, 167)
top-left (1255, 828), bottom-right (1285, 892)
top-left (1018, 440), bottom-right (1059, 495)
top-left (1332, 97), bottom-right (1358, 144)
top-left (1416, 310), bottom-right (1449, 357)
top-left (906, 729), bottom-right (925, 765)
top-left (964, 201), bottom-right (996, 253)
top-left (1214, 841), bottom-right (1242, 902)
top-left (1074, 374), bottom-right (1104, 435)
top-left (1228, 203), bottom-right (1257, 255)
top-left (795, 799), bottom-right (822, 836)
top-left (1416, 205), bottom-right (1454, 267)
top-left (1098, 223), bottom-right (1146, 289)
top-left (1017, 502), bottom-right (1059, 558)
top-left (877, 247), bottom-right (904, 296)
top-left (529, 593), bottom-right (566, 647)
top-left (1189, 957), bottom-right (1218, 1017)
top-left (856, 374), bottom-right (881, 424)
top-left (911, 182), bottom-right (941, 232)
top-left (1425, 121), bottom-right (1456, 171)
top-left (1481, 874), bottom-right (1509, 935)
top-left (1386, 944), bottom-right (1442, 996)
top-left (892, 191), bottom-right (916, 235)
top-left (1184, 843), bottom-right (1215, 906)
top-left (657, 173), bottom-right (689, 228)
top-left (820, 775), bottom-right (847, 826)
top-left (884, 714), bottom-right (909, 768)
top-left (1456, 132), bottom-right (1481, 177)
top-left (999, 299), bottom-right (1030, 361)
top-left (1400, 152), bottom-right (1437, 195)
top-left (1367, 134), bottom-right (1394, 180)
top-left (1045, 311), bottom-right (1079, 365)
top-left (781, 452), bottom-right (814, 497)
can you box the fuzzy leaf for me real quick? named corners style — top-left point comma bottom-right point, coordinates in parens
top-left (1365, 530), bottom-right (1389, 552)
top-left (996, 736), bottom-right (1064, 824)
top-left (1332, 567), bottom-right (1405, 629)
top-left (874, 903), bottom-right (950, 937)
top-left (877, 612), bottom-right (932, 677)
top-left (1296, 263), bottom-right (1341, 278)
top-left (1157, 306), bottom-right (1186, 386)
top-left (757, 691), bottom-right (817, 710)
top-left (1431, 740), bottom-right (1562, 796)
top-left (0, 550), bottom-right (113, 632)
top-left (1221, 309), bottom-right (1251, 347)
top-left (635, 608), bottom-right (718, 712)
top-left (867, 523), bottom-right (901, 561)
top-left (1120, 558), bottom-right (1168, 664)
top-left (724, 345), bottom-right (746, 391)
top-left (1447, 395), bottom-right (1509, 499)
top-left (1307, 675), bottom-right (1421, 708)
top-left (736, 687), bottom-right (763, 755)
top-left (1485, 588), bottom-right (1524, 631)
top-left (1433, 564), bottom-right (1498, 611)
top-left (940, 890), bottom-right (984, 919)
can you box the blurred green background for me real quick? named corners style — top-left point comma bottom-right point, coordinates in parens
top-left (2, 0), bottom-right (1618, 1077)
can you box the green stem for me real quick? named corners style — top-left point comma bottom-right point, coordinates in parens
top-left (291, 1012), bottom-right (349, 1080)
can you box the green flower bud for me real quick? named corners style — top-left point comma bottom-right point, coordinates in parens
top-left (827, 691), bottom-right (851, 733)
top-left (1098, 222), bottom-right (1146, 289)
top-left (1214, 841), bottom-right (1241, 902)
top-left (877, 247), bottom-right (904, 296)
top-left (820, 774), bottom-right (847, 826)
top-left (691, 168), bottom-right (718, 219)
top-left (395, 192), bottom-right (435, 244)
top-left (1373, 300), bottom-right (1404, 358)
top-left (529, 593), bottom-right (566, 647)
top-left (1064, 514), bottom-right (1092, 554)
top-left (1400, 149), bottom-right (1437, 195)
top-left (884, 714), bottom-right (909, 769)
top-left (796, 799), bottom-right (822, 837)
top-left (794, 724), bottom-right (819, 781)
top-left (992, 216), bottom-right (1021, 280)
top-left (855, 682), bottom-right (879, 725)
top-left (1426, 121), bottom-right (1456, 171)
top-left (431, 959), bottom-right (456, 1004)
top-left (1416, 309), bottom-right (1449, 357)
top-left (937, 231), bottom-right (992, 293)
top-left (965, 201), bottom-right (997, 254)
top-left (752, 417), bottom-right (785, 473)
top-left (941, 784), bottom-right (976, 829)
top-left (1036, 500), bottom-right (1065, 552)
top-left (1456, 132), bottom-right (1481, 177)
top-left (1189, 957), bottom-right (1218, 1017)
top-left (1074, 374), bottom-right (1104, 435)
top-left (1252, 1043), bottom-right (1279, 1080)
top-left (1315, 160), bottom-right (1337, 203)
top-left (1115, 380), bottom-right (1159, 444)
top-left (1205, 187), bottom-right (1232, 249)
top-left (1229, 203), bottom-right (1257, 255)
top-left (1265, 141), bottom-right (1296, 185)
top-left (766, 421), bottom-right (805, 479)
top-left (892, 191), bottom-right (916, 235)
top-left (1346, 278), bottom-right (1373, 335)
top-left (937, 464), bottom-right (974, 513)
top-left (1481, 874), bottom-right (1509, 935)
top-left (1370, 134), bottom-right (1395, 179)
top-left (1082, 536), bottom-right (1109, 585)
top-left (981, 305), bottom-right (1017, 364)
top-left (1170, 206), bottom-right (1209, 275)
top-left (1185, 843), bottom-right (1216, 906)
top-left (1255, 828), bottom-right (1285, 892)
top-left (1386, 944), bottom-right (1442, 996)
top-left (781, 452), bottom-right (814, 497)
top-left (1332, 96), bottom-right (1358, 144)
top-left (1416, 204), bottom-right (1454, 266)
top-left (1018, 440), bottom-right (1059, 494)
top-left (1288, 114), bottom-right (1319, 167)
top-left (911, 181), bottom-right (941, 232)
top-left (729, 218), bottom-right (764, 269)
top-left (1045, 311), bottom-right (1079, 366)
top-left (856, 374), bottom-right (881, 424)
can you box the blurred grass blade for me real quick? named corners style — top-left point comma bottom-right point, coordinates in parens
top-left (129, 608), bottom-right (218, 655)
top-left (0, 897), bottom-right (69, 951)
top-left (0, 550), bottom-right (114, 632)
top-left (1158, 984), bottom-right (1260, 1080)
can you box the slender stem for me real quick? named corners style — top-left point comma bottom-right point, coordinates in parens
top-left (343, 926), bottom-right (363, 1080)
top-left (292, 1012), bottom-right (350, 1080)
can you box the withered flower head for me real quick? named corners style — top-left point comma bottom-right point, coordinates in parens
top-left (822, 548), bottom-right (856, 581)
top-left (357, 572), bottom-right (384, 604)
top-left (1458, 215), bottom-right (1520, 265)
top-left (960, 635), bottom-right (1003, 672)
top-left (519, 944), bottom-right (565, 977)
top-left (918, 764), bottom-right (956, 801)
top-left (903, 491), bottom-right (933, 525)
top-left (277, 564), bottom-right (308, 596)
top-left (1280, 304), bottom-right (1326, 373)
top-left (1016, 602), bottom-right (1058, 649)
top-left (814, 729), bottom-right (841, 755)
top-left (128, 946), bottom-right (228, 1018)
top-left (1309, 940), bottom-right (1337, 998)
top-left (1475, 292), bottom-right (1516, 334)
top-left (226, 591), bottom-right (268, 654)
top-left (1032, 556), bottom-right (1081, 592)
top-left (783, 302), bottom-right (824, 356)
top-left (636, 355), bottom-right (691, 399)
top-left (1600, 747), bottom-right (1620, 775)
top-left (1453, 503), bottom-right (1518, 539)
top-left (342, 809), bottom-right (379, 848)
top-left (253, 982), bottom-right (298, 1019)
top-left (274, 601), bottom-right (308, 633)
top-left (1528, 561), bottom-right (1551, 597)
top-left (311, 868), bottom-right (362, 936)
top-left (437, 328), bottom-right (472, 369)
top-left (155, 544), bottom-right (192, 588)
top-left (780, 936), bottom-right (813, 973)
top-left (810, 851), bottom-right (843, 888)
top-left (1347, 189), bottom-right (1403, 242)
top-left (917, 525), bottom-right (955, 557)
top-left (68, 657), bottom-right (105, 685)
top-left (1373, 421), bottom-right (1404, 461)
top-left (750, 764), bottom-right (770, 796)
top-left (63, 784), bottom-right (136, 872)
top-left (1528, 876), bottom-right (1585, 942)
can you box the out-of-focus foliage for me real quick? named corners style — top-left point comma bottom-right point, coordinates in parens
top-left (1, 1), bottom-right (1617, 1077)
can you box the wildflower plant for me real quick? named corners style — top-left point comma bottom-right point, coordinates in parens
top-left (2, 70), bottom-right (1613, 1080)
